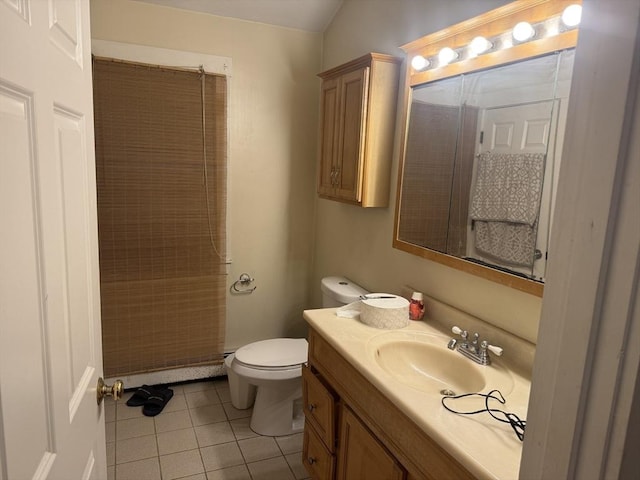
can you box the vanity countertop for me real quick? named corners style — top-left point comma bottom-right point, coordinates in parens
top-left (303, 307), bottom-right (532, 480)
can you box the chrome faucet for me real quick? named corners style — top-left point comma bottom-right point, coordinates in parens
top-left (448, 326), bottom-right (503, 365)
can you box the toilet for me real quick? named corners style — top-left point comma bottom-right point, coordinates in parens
top-left (225, 276), bottom-right (368, 436)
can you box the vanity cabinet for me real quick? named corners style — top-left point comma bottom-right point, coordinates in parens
top-left (337, 406), bottom-right (405, 480)
top-left (317, 53), bottom-right (401, 207)
top-left (302, 327), bottom-right (477, 480)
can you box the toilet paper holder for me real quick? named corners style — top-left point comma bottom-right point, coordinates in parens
top-left (230, 273), bottom-right (257, 294)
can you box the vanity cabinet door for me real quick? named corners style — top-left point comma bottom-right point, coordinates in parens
top-left (303, 419), bottom-right (336, 480)
top-left (337, 406), bottom-right (406, 480)
top-left (318, 76), bottom-right (340, 197)
top-left (302, 365), bottom-right (337, 452)
top-left (333, 66), bottom-right (368, 203)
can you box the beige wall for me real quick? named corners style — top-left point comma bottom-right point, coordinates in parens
top-left (91, 0), bottom-right (546, 351)
top-left (313, 0), bottom-right (544, 344)
top-left (90, 0), bottom-right (322, 350)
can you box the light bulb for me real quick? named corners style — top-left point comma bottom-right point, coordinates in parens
top-left (411, 55), bottom-right (429, 71)
top-left (562, 4), bottom-right (582, 27)
top-left (513, 21), bottom-right (535, 42)
top-left (438, 47), bottom-right (458, 66)
top-left (470, 36), bottom-right (492, 55)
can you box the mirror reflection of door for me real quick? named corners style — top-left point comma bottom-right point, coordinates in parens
top-left (397, 50), bottom-right (575, 283)
top-left (468, 100), bottom-right (560, 281)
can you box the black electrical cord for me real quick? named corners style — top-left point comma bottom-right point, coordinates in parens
top-left (441, 389), bottom-right (526, 441)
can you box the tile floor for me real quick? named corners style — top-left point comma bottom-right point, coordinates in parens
top-left (105, 377), bottom-right (310, 480)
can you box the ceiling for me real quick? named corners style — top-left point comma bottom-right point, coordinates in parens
top-left (135, 0), bottom-right (344, 32)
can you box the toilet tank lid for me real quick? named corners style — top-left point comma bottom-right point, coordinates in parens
top-left (321, 276), bottom-right (368, 304)
top-left (234, 338), bottom-right (308, 367)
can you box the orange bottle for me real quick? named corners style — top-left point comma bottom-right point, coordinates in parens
top-left (409, 292), bottom-right (425, 320)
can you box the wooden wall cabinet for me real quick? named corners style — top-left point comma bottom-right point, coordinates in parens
top-left (317, 53), bottom-right (401, 207)
top-left (302, 327), bottom-right (477, 480)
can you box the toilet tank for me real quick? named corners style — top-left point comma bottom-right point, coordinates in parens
top-left (321, 276), bottom-right (369, 307)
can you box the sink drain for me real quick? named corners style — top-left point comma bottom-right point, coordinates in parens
top-left (440, 389), bottom-right (456, 397)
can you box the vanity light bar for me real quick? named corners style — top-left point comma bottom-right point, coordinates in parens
top-left (411, 55), bottom-right (430, 70)
top-left (411, 3), bottom-right (582, 72)
top-left (513, 21), bottom-right (536, 42)
top-left (562, 4), bottom-right (582, 27)
top-left (438, 47), bottom-right (458, 66)
top-left (470, 36), bottom-right (493, 55)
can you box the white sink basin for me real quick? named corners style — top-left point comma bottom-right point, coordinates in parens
top-left (367, 331), bottom-right (514, 395)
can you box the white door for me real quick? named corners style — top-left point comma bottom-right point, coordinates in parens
top-left (0, 1), bottom-right (109, 479)
top-left (467, 100), bottom-right (562, 281)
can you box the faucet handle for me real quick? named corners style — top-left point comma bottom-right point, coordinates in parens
top-left (451, 326), bottom-right (466, 337)
top-left (480, 340), bottom-right (503, 356)
top-left (451, 326), bottom-right (468, 346)
top-left (488, 344), bottom-right (503, 356)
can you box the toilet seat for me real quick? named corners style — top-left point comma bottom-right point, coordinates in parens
top-left (234, 338), bottom-right (308, 370)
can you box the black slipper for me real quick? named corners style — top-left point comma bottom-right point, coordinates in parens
top-left (126, 385), bottom-right (156, 407)
top-left (142, 387), bottom-right (174, 417)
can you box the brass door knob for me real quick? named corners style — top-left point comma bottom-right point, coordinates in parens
top-left (96, 377), bottom-right (124, 404)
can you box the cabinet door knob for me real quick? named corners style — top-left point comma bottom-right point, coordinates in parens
top-left (307, 456), bottom-right (316, 465)
top-left (308, 403), bottom-right (316, 412)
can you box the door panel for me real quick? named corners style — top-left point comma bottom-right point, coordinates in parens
top-left (0, 81), bottom-right (55, 480)
top-left (318, 78), bottom-right (339, 196)
top-left (0, 0), bottom-right (106, 478)
top-left (336, 67), bottom-right (368, 202)
top-left (337, 406), bottom-right (405, 480)
top-left (469, 101), bottom-right (559, 281)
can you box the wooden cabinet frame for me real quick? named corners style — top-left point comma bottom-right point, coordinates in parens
top-left (317, 53), bottom-right (401, 207)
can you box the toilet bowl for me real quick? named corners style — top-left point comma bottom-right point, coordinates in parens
top-left (224, 276), bottom-right (368, 436)
top-left (225, 338), bottom-right (308, 436)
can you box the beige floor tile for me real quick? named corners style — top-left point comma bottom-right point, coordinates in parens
top-left (117, 402), bottom-right (145, 421)
top-left (168, 384), bottom-right (185, 394)
top-left (157, 427), bottom-right (198, 456)
top-left (186, 389), bottom-right (221, 408)
top-left (178, 475), bottom-right (206, 480)
top-left (200, 442), bottom-right (245, 471)
top-left (205, 464), bottom-right (251, 480)
top-left (162, 393), bottom-right (188, 413)
top-left (195, 421), bottom-right (235, 447)
top-left (154, 409), bottom-right (192, 433)
top-left (107, 465), bottom-right (115, 480)
top-left (183, 380), bottom-right (216, 393)
top-left (246, 456), bottom-right (295, 480)
top-left (222, 403), bottom-right (252, 421)
top-left (190, 404), bottom-right (228, 426)
top-left (106, 442), bottom-right (115, 466)
top-left (116, 416), bottom-right (155, 440)
top-left (105, 403), bottom-right (116, 423)
top-left (238, 436), bottom-right (281, 463)
top-left (115, 457), bottom-right (161, 480)
top-left (275, 433), bottom-right (304, 455)
top-left (116, 434), bottom-right (158, 464)
top-left (285, 452), bottom-right (308, 480)
top-left (215, 386), bottom-right (231, 404)
top-left (229, 417), bottom-right (259, 440)
top-left (105, 422), bottom-right (115, 443)
top-left (159, 449), bottom-right (205, 480)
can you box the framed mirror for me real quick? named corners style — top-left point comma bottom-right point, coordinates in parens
top-left (393, 0), bottom-right (581, 297)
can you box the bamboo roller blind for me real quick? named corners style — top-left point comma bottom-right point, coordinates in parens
top-left (93, 58), bottom-right (227, 377)
top-left (399, 102), bottom-right (476, 256)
